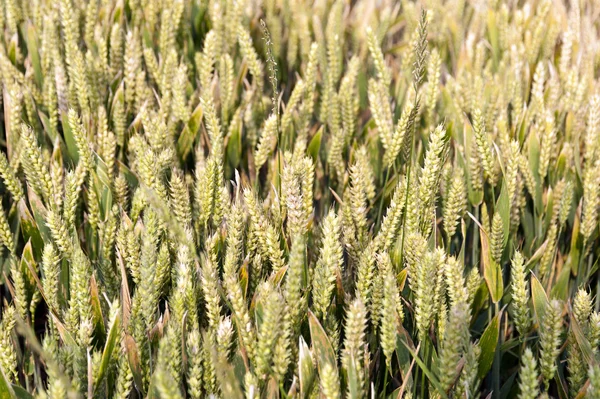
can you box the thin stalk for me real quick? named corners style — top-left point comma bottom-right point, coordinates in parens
top-left (399, 100), bottom-right (419, 268)
top-left (596, 270), bottom-right (600, 313)
top-left (420, 338), bottom-right (431, 399)
top-left (383, 364), bottom-right (389, 395)
top-left (492, 301), bottom-right (501, 399)
top-left (376, 166), bottom-right (392, 228)
top-left (472, 206), bottom-right (480, 270)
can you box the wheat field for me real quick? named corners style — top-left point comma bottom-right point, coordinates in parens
top-left (1, 0), bottom-right (600, 398)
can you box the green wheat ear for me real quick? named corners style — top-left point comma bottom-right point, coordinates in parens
top-left (511, 251), bottom-right (530, 336)
top-left (1, 0), bottom-right (600, 396)
top-left (518, 347), bottom-right (540, 399)
top-left (539, 300), bottom-right (564, 388)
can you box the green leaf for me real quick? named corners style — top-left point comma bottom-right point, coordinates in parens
top-left (542, 189), bottom-right (556, 233)
top-left (1, 337), bottom-right (33, 399)
top-left (60, 112), bottom-right (78, 163)
top-left (495, 178), bottom-right (511, 247)
top-left (555, 366), bottom-right (569, 399)
top-left (471, 281), bottom-right (490, 319)
top-left (550, 266), bottom-right (570, 301)
top-left (51, 312), bottom-right (77, 348)
top-left (17, 198), bottom-right (44, 259)
top-left (335, 268), bottom-right (346, 308)
top-left (555, 147), bottom-right (569, 179)
top-left (89, 275), bottom-right (106, 342)
top-left (524, 239), bottom-right (549, 270)
top-left (239, 261), bottom-right (249, 301)
top-left (570, 310), bottom-right (598, 367)
top-left (118, 161), bottom-right (139, 188)
top-left (499, 371), bottom-right (518, 399)
top-left (477, 311), bottom-right (501, 380)
top-left (212, 346), bottom-right (244, 399)
top-left (345, 353), bottom-right (362, 399)
top-left (298, 336), bottom-right (315, 399)
top-left (20, 240), bottom-right (37, 290)
top-left (38, 111), bottom-right (57, 143)
top-left (308, 311), bottom-right (336, 373)
top-left (270, 264), bottom-right (288, 287)
top-left (12, 385), bottom-right (33, 399)
top-left (95, 312), bottom-right (121, 388)
top-left (145, 380), bottom-right (159, 399)
top-left (226, 116), bottom-right (242, 169)
top-left (231, 351), bottom-right (247, 391)
top-left (125, 335), bottom-right (145, 395)
top-left (112, 2), bottom-right (123, 23)
top-left (95, 157), bottom-right (112, 203)
top-left (464, 123), bottom-right (483, 206)
top-left (396, 269), bottom-right (407, 292)
top-left (395, 325), bottom-right (416, 392)
top-left (265, 377), bottom-right (279, 399)
top-left (7, 38), bottom-right (17, 64)
top-left (23, 22), bottom-right (43, 88)
top-left (486, 10), bottom-right (500, 69)
top-left (530, 273), bottom-right (548, 324)
top-left (0, 366), bottom-right (16, 399)
top-left (307, 127), bottom-right (323, 161)
top-left (521, 210), bottom-right (535, 252)
top-left (399, 340), bottom-right (448, 399)
top-left (177, 103), bottom-right (203, 160)
top-left (480, 223), bottom-right (503, 303)
top-left (567, 112), bottom-right (583, 181)
top-left (25, 190), bottom-right (52, 247)
top-left (527, 134), bottom-right (542, 214)
top-left (567, 210), bottom-right (582, 276)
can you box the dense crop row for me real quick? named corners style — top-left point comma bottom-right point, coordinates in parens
top-left (1, 0), bottom-right (600, 398)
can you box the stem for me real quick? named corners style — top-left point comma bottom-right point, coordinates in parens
top-left (383, 364), bottom-right (389, 395)
top-left (419, 338), bottom-right (430, 399)
top-left (492, 302), bottom-right (501, 399)
top-left (376, 167), bottom-right (392, 228)
top-left (596, 271), bottom-right (600, 313)
top-left (472, 206), bottom-right (480, 268)
top-left (399, 100), bottom-right (419, 267)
